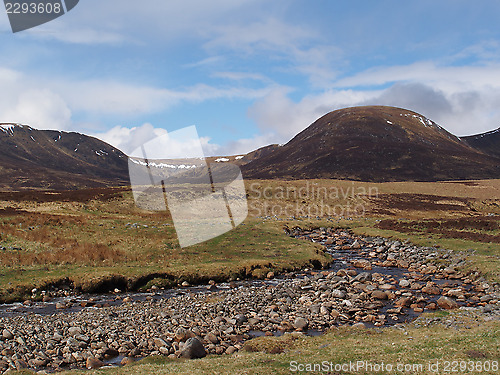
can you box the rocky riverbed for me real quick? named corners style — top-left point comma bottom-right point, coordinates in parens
top-left (0, 227), bottom-right (498, 373)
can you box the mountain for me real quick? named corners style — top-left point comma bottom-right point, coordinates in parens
top-left (461, 128), bottom-right (500, 159)
top-left (241, 106), bottom-right (500, 182)
top-left (0, 124), bottom-right (129, 190)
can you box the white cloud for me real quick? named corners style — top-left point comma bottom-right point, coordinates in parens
top-left (211, 71), bottom-right (270, 82)
top-left (334, 62), bottom-right (500, 135)
top-left (55, 80), bottom-right (273, 116)
top-left (247, 61), bottom-right (500, 141)
top-left (93, 121), bottom-right (279, 158)
top-left (205, 17), bottom-right (313, 52)
top-left (248, 86), bottom-right (378, 139)
top-left (0, 63), bottom-right (276, 133)
top-left (25, 0), bottom-right (263, 45)
top-left (31, 28), bottom-right (126, 45)
top-left (93, 123), bottom-right (167, 156)
top-left (215, 133), bottom-right (280, 156)
top-left (1, 89), bottom-right (72, 130)
top-left (94, 123), bottom-right (223, 158)
top-left (204, 17), bottom-right (343, 87)
top-left (334, 61), bottom-right (500, 92)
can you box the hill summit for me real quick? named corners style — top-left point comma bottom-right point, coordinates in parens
top-left (0, 124), bottom-right (129, 190)
top-left (241, 106), bottom-right (500, 181)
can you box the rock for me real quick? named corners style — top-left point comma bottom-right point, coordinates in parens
top-left (159, 346), bottom-right (170, 355)
top-left (331, 289), bottom-right (346, 299)
top-left (14, 359), bottom-right (28, 370)
top-left (353, 272), bottom-right (372, 282)
top-left (398, 279), bottom-right (409, 288)
top-left (293, 317), bottom-right (309, 330)
top-left (235, 314), bottom-right (247, 325)
top-left (154, 338), bottom-right (169, 348)
top-left (410, 282), bottom-right (424, 290)
top-left (226, 346), bottom-right (238, 355)
top-left (181, 281), bottom-right (190, 287)
top-left (55, 302), bottom-right (66, 309)
top-left (175, 327), bottom-right (189, 341)
top-left (0, 360), bottom-right (8, 371)
top-left (205, 332), bottom-right (219, 344)
top-left (390, 241), bottom-right (401, 250)
top-left (397, 260), bottom-right (409, 268)
top-left (75, 334), bottom-right (90, 343)
top-left (68, 327), bottom-right (82, 336)
top-left (310, 304), bottom-right (320, 314)
top-left (1, 349), bottom-right (13, 356)
top-left (352, 259), bottom-right (372, 270)
top-left (395, 297), bottom-right (412, 307)
top-left (248, 317), bottom-right (261, 326)
top-left (266, 271), bottom-right (275, 279)
top-left (422, 285), bottom-right (440, 295)
top-left (103, 348), bottom-right (120, 359)
top-left (330, 309), bottom-right (340, 318)
top-left (480, 294), bottom-right (494, 302)
top-left (121, 357), bottom-right (135, 366)
top-left (371, 290), bottom-right (388, 300)
top-left (447, 289), bottom-right (464, 298)
top-left (280, 321), bottom-right (295, 331)
top-left (180, 338), bottom-right (207, 359)
top-left (86, 356), bottom-right (104, 369)
top-left (426, 302), bottom-right (437, 310)
top-left (28, 358), bottom-right (47, 367)
top-left (379, 284), bottom-right (395, 290)
top-left (351, 240), bottom-right (361, 249)
top-left (122, 296), bottom-right (132, 303)
top-left (2, 329), bottom-right (13, 340)
top-left (437, 296), bottom-right (459, 309)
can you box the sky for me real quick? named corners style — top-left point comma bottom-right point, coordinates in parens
top-left (1, 0), bottom-right (500, 156)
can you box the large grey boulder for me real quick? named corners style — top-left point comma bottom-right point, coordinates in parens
top-left (180, 338), bottom-right (207, 359)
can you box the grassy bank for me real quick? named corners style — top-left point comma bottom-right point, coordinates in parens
top-left (0, 188), bottom-right (330, 302)
top-left (0, 178), bottom-right (499, 302)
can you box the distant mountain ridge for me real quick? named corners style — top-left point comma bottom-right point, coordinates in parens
top-left (0, 123), bottom-right (129, 190)
top-left (240, 106), bottom-right (500, 182)
top-left (461, 127), bottom-right (500, 159)
top-left (1, 106), bottom-right (499, 190)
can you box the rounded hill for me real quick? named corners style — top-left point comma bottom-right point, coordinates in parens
top-left (241, 106), bottom-right (500, 181)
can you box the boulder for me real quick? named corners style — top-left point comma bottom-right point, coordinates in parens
top-left (293, 317), bottom-right (309, 330)
top-left (422, 285), bottom-right (440, 295)
top-left (86, 356), bottom-right (104, 369)
top-left (180, 338), bottom-right (207, 359)
top-left (437, 296), bottom-right (459, 310)
top-left (2, 329), bottom-right (13, 340)
top-left (371, 290), bottom-right (388, 300)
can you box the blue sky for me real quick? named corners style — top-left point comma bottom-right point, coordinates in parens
top-left (1, 0), bottom-right (500, 156)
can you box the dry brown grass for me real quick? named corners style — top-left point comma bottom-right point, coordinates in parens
top-left (0, 242), bottom-right (125, 267)
top-left (0, 212), bottom-right (127, 266)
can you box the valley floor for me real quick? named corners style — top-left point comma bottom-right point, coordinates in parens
top-left (0, 179), bottom-right (498, 374)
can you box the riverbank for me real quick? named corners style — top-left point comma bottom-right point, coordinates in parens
top-left (0, 228), bottom-right (498, 373)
